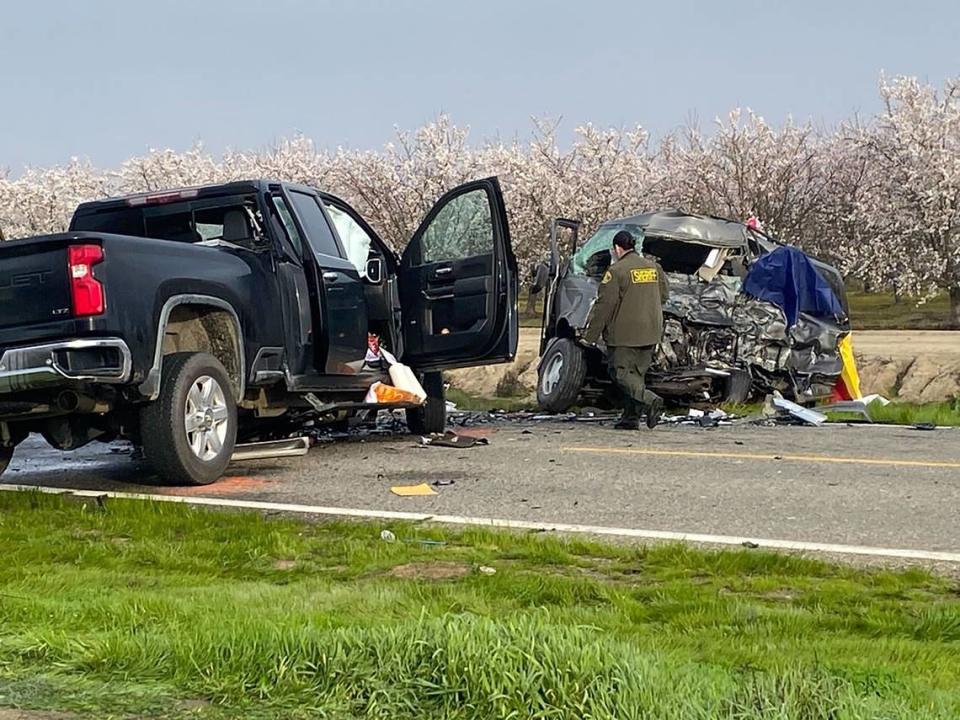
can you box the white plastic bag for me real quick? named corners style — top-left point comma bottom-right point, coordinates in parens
top-left (389, 363), bottom-right (427, 402)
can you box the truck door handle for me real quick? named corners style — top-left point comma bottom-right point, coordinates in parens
top-left (435, 267), bottom-right (453, 276)
top-left (322, 271), bottom-right (339, 282)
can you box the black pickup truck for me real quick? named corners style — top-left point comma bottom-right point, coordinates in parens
top-left (0, 178), bottom-right (518, 484)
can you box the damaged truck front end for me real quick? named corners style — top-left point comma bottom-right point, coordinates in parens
top-left (537, 211), bottom-right (850, 412)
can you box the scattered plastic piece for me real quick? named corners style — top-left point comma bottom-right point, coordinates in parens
top-left (380, 529), bottom-right (397, 543)
top-left (768, 394), bottom-right (827, 426)
top-left (365, 381), bottom-right (423, 405)
top-left (420, 431), bottom-right (489, 449)
top-left (390, 483), bottom-right (438, 497)
top-left (816, 399), bottom-right (874, 423)
top-left (478, 566), bottom-right (497, 575)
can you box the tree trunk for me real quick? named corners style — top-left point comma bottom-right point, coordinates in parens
top-left (950, 286), bottom-right (960, 330)
top-left (525, 290), bottom-right (538, 317)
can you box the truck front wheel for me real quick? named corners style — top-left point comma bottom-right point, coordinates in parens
top-left (405, 371), bottom-right (446, 435)
top-left (140, 352), bottom-right (237, 486)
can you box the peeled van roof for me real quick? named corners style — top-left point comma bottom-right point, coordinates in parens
top-left (604, 209), bottom-right (750, 248)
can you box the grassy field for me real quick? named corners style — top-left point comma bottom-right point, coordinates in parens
top-left (837, 399), bottom-right (960, 426)
top-left (1, 492), bottom-right (959, 719)
top-left (845, 291), bottom-right (954, 330)
top-left (520, 290), bottom-right (956, 329)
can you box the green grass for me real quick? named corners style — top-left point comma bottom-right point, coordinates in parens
top-left (827, 399), bottom-right (960, 427)
top-left (1, 493), bottom-right (959, 719)
top-left (846, 291), bottom-right (955, 330)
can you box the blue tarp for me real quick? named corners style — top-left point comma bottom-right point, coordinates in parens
top-left (743, 246), bottom-right (844, 327)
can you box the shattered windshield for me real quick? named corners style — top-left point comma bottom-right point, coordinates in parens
top-left (571, 224), bottom-right (643, 275)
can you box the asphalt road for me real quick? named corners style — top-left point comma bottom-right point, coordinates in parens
top-left (4, 417), bottom-right (959, 560)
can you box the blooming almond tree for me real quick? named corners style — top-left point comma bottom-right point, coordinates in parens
top-left (657, 110), bottom-right (837, 255)
top-left (854, 75), bottom-right (960, 326)
top-left (0, 159), bottom-right (106, 239)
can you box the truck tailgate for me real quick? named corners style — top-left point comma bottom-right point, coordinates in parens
top-left (0, 238), bottom-right (73, 328)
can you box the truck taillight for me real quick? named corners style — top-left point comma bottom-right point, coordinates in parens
top-left (68, 244), bottom-right (105, 316)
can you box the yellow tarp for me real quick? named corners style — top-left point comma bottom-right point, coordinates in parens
top-left (837, 334), bottom-right (862, 400)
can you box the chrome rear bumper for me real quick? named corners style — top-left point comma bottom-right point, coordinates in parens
top-left (0, 338), bottom-right (132, 393)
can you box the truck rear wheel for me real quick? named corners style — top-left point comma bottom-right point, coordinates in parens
top-left (536, 338), bottom-right (587, 413)
top-left (0, 446), bottom-right (14, 478)
top-left (140, 352), bottom-right (237, 486)
top-left (0, 426), bottom-right (27, 478)
top-left (406, 371), bottom-right (446, 435)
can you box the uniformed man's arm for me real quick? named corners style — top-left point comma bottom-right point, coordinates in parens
top-left (657, 262), bottom-right (669, 303)
top-left (582, 270), bottom-right (621, 345)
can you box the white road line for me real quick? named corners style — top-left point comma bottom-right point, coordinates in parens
top-left (3, 482), bottom-right (959, 564)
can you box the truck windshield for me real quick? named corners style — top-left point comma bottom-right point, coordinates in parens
top-left (571, 224), bottom-right (644, 275)
top-left (72, 196), bottom-right (264, 249)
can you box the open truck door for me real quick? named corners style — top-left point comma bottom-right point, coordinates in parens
top-left (398, 177), bottom-right (518, 371)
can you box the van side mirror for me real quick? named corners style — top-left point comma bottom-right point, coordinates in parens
top-left (366, 257), bottom-right (383, 284)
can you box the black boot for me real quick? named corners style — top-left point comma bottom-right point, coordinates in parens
top-left (614, 414), bottom-right (640, 430)
top-left (645, 397), bottom-right (663, 429)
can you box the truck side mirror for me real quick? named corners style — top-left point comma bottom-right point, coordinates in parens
top-left (366, 257), bottom-right (383, 284)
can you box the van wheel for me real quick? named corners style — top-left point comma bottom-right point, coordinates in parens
top-left (406, 372), bottom-right (446, 435)
top-left (537, 338), bottom-right (586, 413)
top-left (140, 352), bottom-right (237, 486)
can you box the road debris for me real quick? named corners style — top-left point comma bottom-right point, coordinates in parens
top-left (816, 399), bottom-right (875, 422)
top-left (478, 566), bottom-right (497, 575)
top-left (764, 394), bottom-right (827, 426)
top-left (390, 483), bottom-right (438, 497)
top-left (380, 529), bottom-right (397, 543)
top-left (420, 431), bottom-right (490, 448)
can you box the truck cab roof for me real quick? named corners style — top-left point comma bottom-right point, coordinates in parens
top-left (74, 180), bottom-right (288, 214)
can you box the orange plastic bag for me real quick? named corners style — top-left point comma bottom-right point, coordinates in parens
top-left (364, 381), bottom-right (423, 405)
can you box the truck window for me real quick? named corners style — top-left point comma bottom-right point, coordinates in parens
top-left (420, 188), bottom-right (493, 264)
top-left (269, 195), bottom-right (305, 256)
top-left (288, 191), bottom-right (341, 258)
top-left (324, 203), bottom-right (372, 277)
top-left (72, 196), bottom-right (264, 250)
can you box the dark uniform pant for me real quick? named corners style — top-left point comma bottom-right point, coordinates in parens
top-left (608, 345), bottom-right (660, 421)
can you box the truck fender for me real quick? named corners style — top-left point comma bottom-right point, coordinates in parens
top-left (138, 294), bottom-right (245, 401)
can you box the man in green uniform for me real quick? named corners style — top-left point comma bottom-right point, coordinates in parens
top-left (582, 230), bottom-right (668, 429)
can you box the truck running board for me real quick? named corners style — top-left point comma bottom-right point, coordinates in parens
top-left (230, 436), bottom-right (310, 462)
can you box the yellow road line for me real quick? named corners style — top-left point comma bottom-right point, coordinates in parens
top-left (562, 446), bottom-right (960, 469)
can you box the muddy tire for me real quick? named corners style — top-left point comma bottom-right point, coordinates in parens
top-left (537, 338), bottom-right (587, 413)
top-left (406, 371), bottom-right (446, 435)
top-left (0, 445), bottom-right (14, 478)
top-left (140, 352), bottom-right (237, 486)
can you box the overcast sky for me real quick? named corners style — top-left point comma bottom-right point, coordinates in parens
top-left (1, 0), bottom-right (957, 172)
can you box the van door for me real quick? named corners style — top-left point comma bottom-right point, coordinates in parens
top-left (398, 177), bottom-right (518, 370)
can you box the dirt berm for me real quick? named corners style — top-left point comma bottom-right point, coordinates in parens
top-left (447, 329), bottom-right (959, 403)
